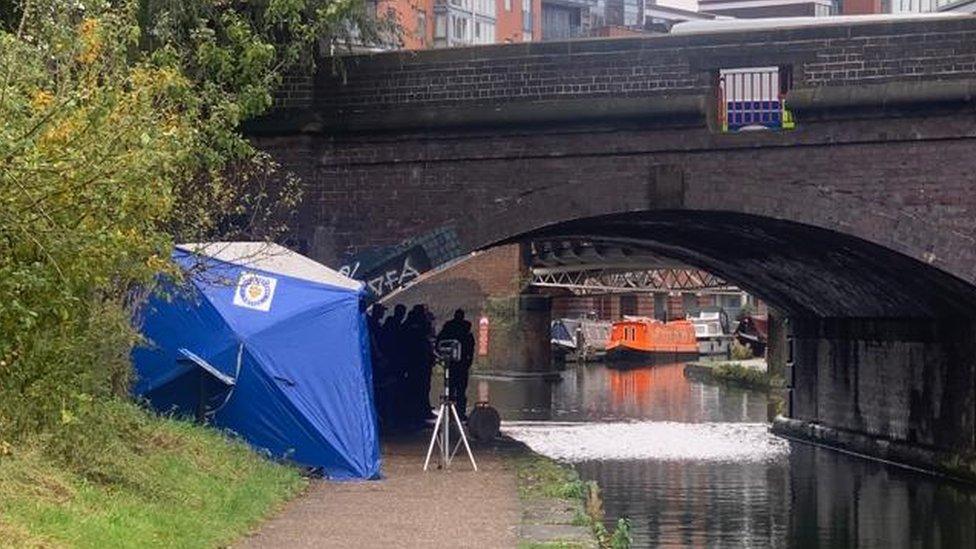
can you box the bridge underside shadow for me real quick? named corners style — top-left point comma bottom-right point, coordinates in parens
top-left (516, 211), bottom-right (976, 318)
top-left (507, 210), bottom-right (976, 480)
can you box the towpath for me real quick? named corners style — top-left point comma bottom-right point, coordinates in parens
top-left (239, 432), bottom-right (520, 548)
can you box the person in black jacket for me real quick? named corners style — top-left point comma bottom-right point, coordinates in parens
top-left (402, 305), bottom-right (434, 422)
top-left (437, 309), bottom-right (475, 421)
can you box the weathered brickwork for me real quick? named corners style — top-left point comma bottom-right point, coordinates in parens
top-left (803, 29), bottom-right (976, 86)
top-left (291, 17), bottom-right (976, 117)
top-left (253, 112), bottom-right (976, 318)
top-left (790, 317), bottom-right (976, 457)
top-left (384, 244), bottom-right (525, 322)
top-left (274, 72), bottom-right (315, 110)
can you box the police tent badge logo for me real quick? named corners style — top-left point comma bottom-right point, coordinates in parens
top-left (232, 272), bottom-right (277, 312)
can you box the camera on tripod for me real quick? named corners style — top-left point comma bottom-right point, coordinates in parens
top-left (435, 339), bottom-right (461, 364)
top-left (423, 337), bottom-right (478, 472)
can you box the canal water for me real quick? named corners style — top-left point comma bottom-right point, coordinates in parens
top-left (475, 361), bottom-right (976, 548)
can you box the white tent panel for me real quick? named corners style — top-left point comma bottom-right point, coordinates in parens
top-left (176, 242), bottom-right (363, 292)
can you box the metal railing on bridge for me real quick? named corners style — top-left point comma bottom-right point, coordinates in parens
top-left (718, 66), bottom-right (795, 133)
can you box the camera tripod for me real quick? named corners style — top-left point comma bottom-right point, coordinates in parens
top-left (423, 341), bottom-right (478, 472)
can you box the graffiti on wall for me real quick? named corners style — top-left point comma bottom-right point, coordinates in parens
top-left (337, 225), bottom-right (459, 299)
top-left (344, 246), bottom-right (432, 298)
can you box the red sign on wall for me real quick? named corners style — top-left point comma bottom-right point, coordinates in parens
top-left (478, 316), bottom-right (489, 356)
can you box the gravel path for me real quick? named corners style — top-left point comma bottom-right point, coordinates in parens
top-left (239, 433), bottom-right (520, 548)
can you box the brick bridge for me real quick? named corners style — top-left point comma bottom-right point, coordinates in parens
top-left (251, 15), bottom-right (976, 479)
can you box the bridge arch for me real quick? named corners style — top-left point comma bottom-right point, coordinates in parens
top-left (473, 206), bottom-right (976, 319)
top-left (468, 208), bottom-right (976, 480)
top-left (251, 14), bottom-right (976, 480)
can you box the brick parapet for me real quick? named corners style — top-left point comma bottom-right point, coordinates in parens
top-left (294, 16), bottom-right (976, 119)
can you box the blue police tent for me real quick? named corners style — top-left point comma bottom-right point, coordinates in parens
top-left (132, 242), bottom-right (381, 480)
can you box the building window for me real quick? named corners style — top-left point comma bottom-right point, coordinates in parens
top-left (506, 0), bottom-right (512, 10)
top-left (620, 295), bottom-right (638, 317)
top-left (435, 14), bottom-right (446, 39)
top-left (417, 12), bottom-right (427, 45)
top-left (451, 15), bottom-right (468, 42)
top-left (541, 3), bottom-right (581, 41)
top-left (654, 294), bottom-right (667, 321)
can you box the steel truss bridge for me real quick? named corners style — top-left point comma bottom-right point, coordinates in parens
top-left (529, 267), bottom-right (736, 295)
top-left (527, 240), bottom-right (738, 295)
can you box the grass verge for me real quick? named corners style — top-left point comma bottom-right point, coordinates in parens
top-left (711, 362), bottom-right (770, 389)
top-left (0, 400), bottom-right (306, 548)
top-left (513, 452), bottom-right (631, 549)
top-left (514, 453), bottom-right (587, 502)
top-left (685, 361), bottom-right (771, 391)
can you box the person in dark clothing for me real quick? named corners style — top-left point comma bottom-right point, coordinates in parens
top-left (403, 306), bottom-right (435, 422)
top-left (413, 304), bottom-right (436, 418)
top-left (375, 304), bottom-right (407, 424)
top-left (381, 304), bottom-right (406, 349)
top-left (365, 303), bottom-right (390, 424)
top-left (437, 309), bottom-right (475, 420)
top-left (367, 303), bottom-right (386, 333)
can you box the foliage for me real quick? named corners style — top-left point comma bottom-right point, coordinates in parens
top-left (0, 399), bottom-right (305, 547)
top-left (514, 453), bottom-right (631, 549)
top-left (0, 1), bottom-right (199, 437)
top-left (131, 0), bottom-right (396, 242)
top-left (713, 362), bottom-right (769, 390)
top-left (0, 0), bottom-right (389, 441)
top-left (609, 519), bottom-right (632, 549)
top-left (515, 453), bottom-right (586, 501)
top-left (731, 339), bottom-right (755, 360)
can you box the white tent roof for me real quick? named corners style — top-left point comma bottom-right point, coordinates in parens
top-left (177, 242), bottom-right (363, 292)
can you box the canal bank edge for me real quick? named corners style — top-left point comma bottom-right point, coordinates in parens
top-left (683, 360), bottom-right (774, 391)
top-left (505, 438), bottom-right (623, 548)
top-left (772, 416), bottom-right (976, 484)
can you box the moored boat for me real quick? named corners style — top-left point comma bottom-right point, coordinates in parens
top-left (688, 309), bottom-right (735, 356)
top-left (551, 316), bottom-right (612, 362)
top-left (735, 315), bottom-right (768, 356)
top-left (606, 317), bottom-right (698, 362)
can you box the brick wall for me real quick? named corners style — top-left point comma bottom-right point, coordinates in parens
top-left (790, 317), bottom-right (976, 454)
top-left (254, 107), bottom-right (976, 319)
top-left (297, 16), bottom-right (976, 118)
top-left (551, 292), bottom-right (700, 321)
top-left (274, 72), bottom-right (315, 111)
top-left (381, 243), bottom-right (524, 322)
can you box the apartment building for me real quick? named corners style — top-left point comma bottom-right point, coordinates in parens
top-left (378, 0), bottom-right (542, 49)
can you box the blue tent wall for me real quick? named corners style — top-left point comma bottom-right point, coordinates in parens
top-left (133, 250), bottom-right (381, 480)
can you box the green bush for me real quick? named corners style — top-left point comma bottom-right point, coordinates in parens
top-left (713, 363), bottom-right (769, 390)
top-left (1, 0), bottom-right (382, 444)
top-left (610, 518), bottom-right (633, 549)
top-left (730, 340), bottom-right (755, 360)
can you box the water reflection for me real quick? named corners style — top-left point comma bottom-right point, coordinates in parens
top-left (576, 444), bottom-right (976, 548)
top-left (787, 445), bottom-right (976, 549)
top-left (473, 361), bottom-right (767, 423)
top-left (490, 362), bottom-right (976, 548)
top-left (575, 458), bottom-right (790, 548)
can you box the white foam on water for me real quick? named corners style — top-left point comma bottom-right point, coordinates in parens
top-left (503, 421), bottom-right (789, 463)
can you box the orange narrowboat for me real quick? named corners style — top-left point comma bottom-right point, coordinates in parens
top-left (605, 317), bottom-right (699, 361)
